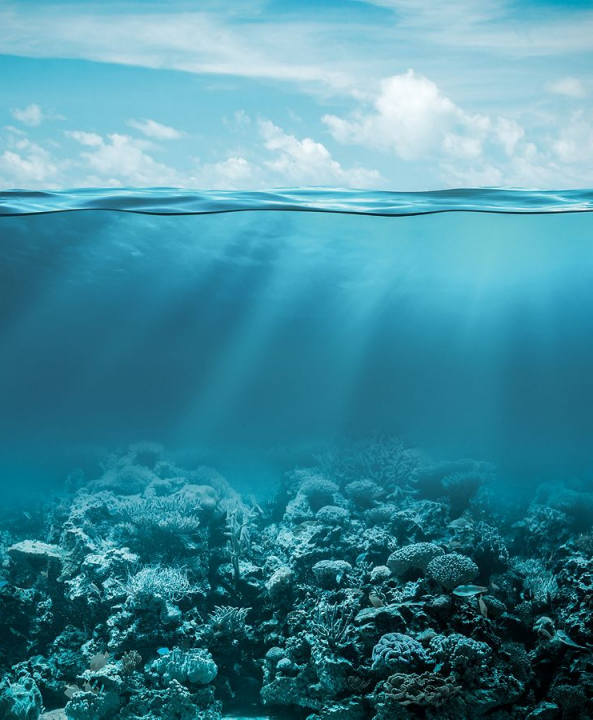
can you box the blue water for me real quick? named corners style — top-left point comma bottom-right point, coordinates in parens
top-left (2, 187), bottom-right (593, 216)
top-left (2, 189), bottom-right (593, 719)
top-left (1, 188), bottom-right (593, 495)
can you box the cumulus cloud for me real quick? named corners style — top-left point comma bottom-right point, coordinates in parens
top-left (62, 131), bottom-right (182, 186)
top-left (11, 103), bottom-right (45, 127)
top-left (188, 122), bottom-right (380, 189)
top-left (0, 134), bottom-right (58, 188)
top-left (259, 119), bottom-right (380, 187)
top-left (127, 118), bottom-right (184, 140)
top-left (79, 133), bottom-right (181, 186)
top-left (323, 70), bottom-right (492, 162)
top-left (192, 156), bottom-right (254, 189)
top-left (547, 77), bottom-right (587, 99)
top-left (321, 69), bottom-right (554, 186)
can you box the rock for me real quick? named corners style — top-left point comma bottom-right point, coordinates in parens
top-left (8, 540), bottom-right (62, 562)
top-left (482, 595), bottom-right (507, 618)
top-left (265, 566), bottom-right (293, 600)
top-left (8, 540), bottom-right (62, 585)
top-left (370, 565), bottom-right (391, 583)
top-left (276, 658), bottom-right (298, 675)
top-left (316, 505), bottom-right (350, 526)
top-left (312, 560), bottom-right (352, 588)
top-left (40, 711), bottom-right (67, 720)
top-left (525, 701), bottom-right (561, 719)
top-left (344, 479), bottom-right (384, 508)
top-left (151, 647), bottom-right (217, 685)
top-left (0, 677), bottom-right (43, 720)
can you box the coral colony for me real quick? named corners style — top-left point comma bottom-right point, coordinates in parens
top-left (1, 439), bottom-right (593, 719)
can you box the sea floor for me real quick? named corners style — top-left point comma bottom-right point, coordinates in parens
top-left (1, 439), bottom-right (593, 719)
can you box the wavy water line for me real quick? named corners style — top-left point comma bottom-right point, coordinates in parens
top-left (1, 188), bottom-right (593, 217)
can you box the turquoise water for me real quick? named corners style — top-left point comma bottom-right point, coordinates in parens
top-left (1, 189), bottom-right (593, 719)
top-left (1, 189), bottom-right (593, 492)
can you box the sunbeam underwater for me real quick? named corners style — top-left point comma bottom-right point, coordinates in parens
top-left (1, 188), bottom-right (593, 719)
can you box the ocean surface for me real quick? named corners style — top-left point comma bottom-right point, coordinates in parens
top-left (1, 188), bottom-right (593, 720)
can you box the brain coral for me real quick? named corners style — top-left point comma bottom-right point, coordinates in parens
top-left (387, 542), bottom-right (444, 577)
top-left (426, 552), bottom-right (479, 590)
top-left (371, 632), bottom-right (430, 674)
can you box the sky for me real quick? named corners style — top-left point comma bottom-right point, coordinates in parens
top-left (0, 0), bottom-right (592, 190)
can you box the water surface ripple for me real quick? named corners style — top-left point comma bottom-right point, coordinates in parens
top-left (1, 187), bottom-right (593, 216)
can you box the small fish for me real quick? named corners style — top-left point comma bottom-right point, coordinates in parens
top-left (555, 630), bottom-right (586, 650)
top-left (64, 684), bottom-right (81, 699)
top-left (452, 584), bottom-right (489, 598)
top-left (23, 512), bottom-right (32, 520)
top-left (448, 517), bottom-right (471, 529)
top-left (157, 647), bottom-right (170, 656)
top-left (478, 595), bottom-right (488, 618)
top-left (0, 579), bottom-right (9, 590)
top-left (89, 652), bottom-right (109, 671)
top-left (368, 591), bottom-right (384, 608)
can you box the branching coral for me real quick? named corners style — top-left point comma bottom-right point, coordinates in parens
top-left (223, 500), bottom-right (256, 587)
top-left (309, 601), bottom-right (357, 652)
top-left (123, 565), bottom-right (192, 603)
top-left (316, 436), bottom-right (418, 489)
top-left (208, 605), bottom-right (251, 639)
top-left (121, 495), bottom-right (201, 541)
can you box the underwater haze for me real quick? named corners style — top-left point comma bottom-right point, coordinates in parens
top-left (1, 190), bottom-right (593, 491)
top-left (1, 189), bottom-right (593, 720)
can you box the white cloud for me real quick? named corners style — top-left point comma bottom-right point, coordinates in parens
top-left (362, 1), bottom-right (593, 57)
top-left (495, 117), bottom-right (525, 157)
top-left (66, 130), bottom-right (103, 146)
top-left (0, 7), bottom-right (352, 93)
top-left (552, 111), bottom-right (593, 165)
top-left (547, 77), bottom-right (587, 99)
top-left (323, 70), bottom-right (491, 162)
top-left (321, 69), bottom-right (593, 188)
top-left (189, 122), bottom-right (380, 189)
top-left (0, 135), bottom-right (58, 188)
top-left (11, 103), bottom-right (45, 127)
top-left (442, 133), bottom-right (483, 161)
top-left (192, 155), bottom-right (254, 189)
top-left (79, 133), bottom-right (181, 186)
top-left (127, 118), bottom-right (184, 140)
top-left (259, 119), bottom-right (380, 187)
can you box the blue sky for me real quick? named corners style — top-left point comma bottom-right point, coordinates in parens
top-left (0, 0), bottom-right (592, 190)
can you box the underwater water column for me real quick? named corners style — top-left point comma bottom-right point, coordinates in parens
top-left (1, 190), bottom-right (593, 719)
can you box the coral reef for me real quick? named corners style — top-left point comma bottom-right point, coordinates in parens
top-left (1, 439), bottom-right (592, 719)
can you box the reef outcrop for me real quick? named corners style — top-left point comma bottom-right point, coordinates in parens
top-left (1, 440), bottom-right (592, 719)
